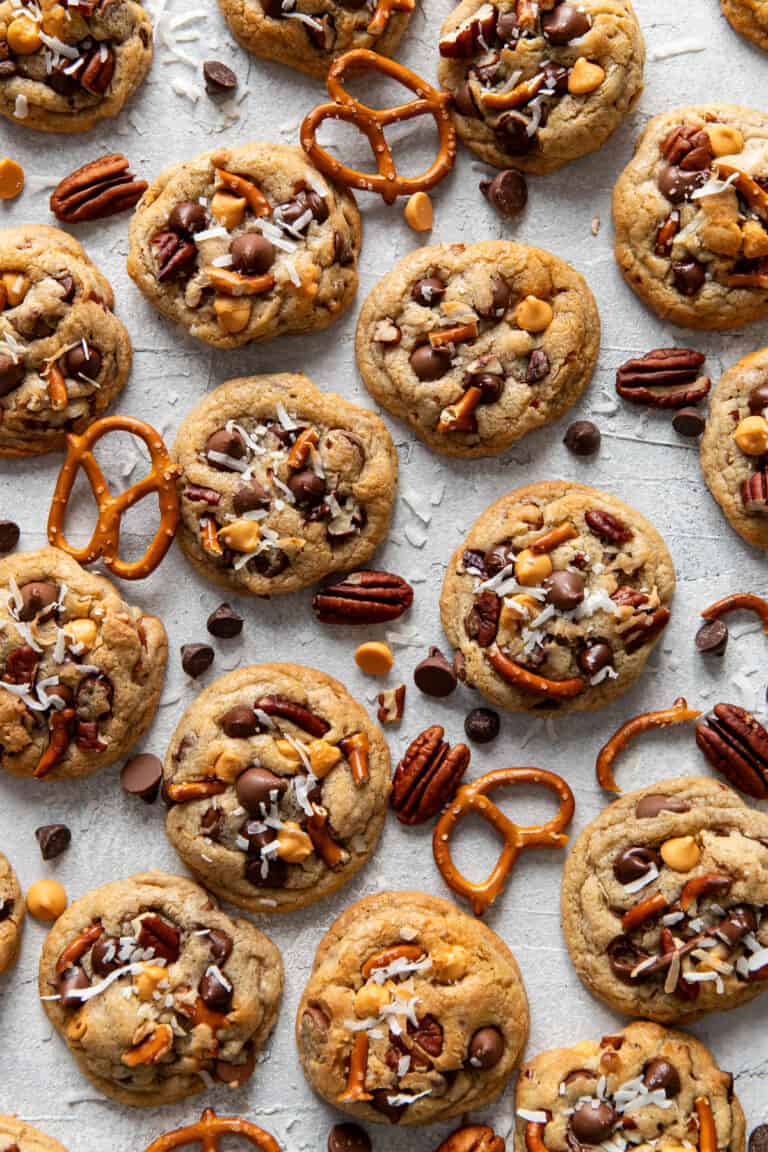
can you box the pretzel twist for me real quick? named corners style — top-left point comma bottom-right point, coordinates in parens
top-left (433, 767), bottom-right (575, 915)
top-left (47, 415), bottom-right (180, 581)
top-left (144, 1108), bottom-right (283, 1152)
top-left (595, 697), bottom-right (702, 794)
top-left (300, 49), bottom-right (456, 204)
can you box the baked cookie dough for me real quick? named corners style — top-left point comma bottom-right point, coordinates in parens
top-left (0, 548), bottom-right (167, 782)
top-left (172, 374), bottom-right (397, 596)
top-left (514, 1021), bottom-right (744, 1152)
top-left (296, 890), bottom-right (528, 1125)
top-left (164, 664), bottom-right (390, 914)
top-left (0, 852), bottom-right (24, 973)
top-left (561, 776), bottom-right (768, 1024)
top-left (0, 1117), bottom-right (67, 1152)
top-left (218, 0), bottom-right (414, 79)
top-left (441, 481), bottom-right (675, 713)
top-left (355, 241), bottom-right (600, 458)
top-left (0, 226), bottom-right (131, 457)
top-left (127, 143), bottom-right (361, 350)
top-left (0, 0), bottom-right (152, 133)
top-left (722, 0), bottom-right (768, 50)
top-left (39, 871), bottom-right (283, 1106)
top-left (701, 348), bottom-right (768, 549)
top-left (613, 105), bottom-right (768, 330)
top-left (438, 0), bottom-right (644, 174)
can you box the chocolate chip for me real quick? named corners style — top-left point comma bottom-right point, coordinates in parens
top-left (748, 384), bottom-right (768, 414)
top-left (635, 793), bottom-right (690, 818)
top-left (468, 1025), bottom-right (505, 1068)
top-left (120, 753), bottom-right (163, 803)
top-left (169, 200), bottom-right (208, 235)
top-left (672, 259), bottom-right (706, 296)
top-left (232, 479), bottom-right (271, 515)
top-left (545, 571), bottom-right (585, 611)
top-left (577, 641), bottom-right (613, 676)
top-left (236, 766), bottom-right (289, 815)
top-left (245, 842), bottom-right (288, 888)
top-left (0, 520), bottom-right (19, 554)
top-left (410, 344), bottom-right (452, 381)
top-left (464, 707), bottom-right (500, 744)
top-left (199, 964), bottom-right (233, 1012)
top-left (495, 110), bottom-right (536, 153)
top-left (564, 419), bottom-right (601, 456)
top-left (483, 274), bottom-right (512, 317)
top-left (0, 899), bottom-right (12, 922)
top-left (181, 643), bottom-right (214, 678)
top-left (750, 1127), bottom-right (768, 1152)
top-left (454, 81), bottom-right (480, 118)
top-left (59, 966), bottom-right (90, 1008)
top-left (65, 342), bottom-right (101, 381)
top-left (411, 276), bottom-right (446, 306)
top-left (220, 704), bottom-right (259, 738)
top-left (480, 169), bottom-right (528, 217)
top-left (215, 1044), bottom-right (257, 1086)
top-left (484, 543), bottom-right (514, 575)
top-left (328, 1124), bottom-right (372, 1152)
top-left (526, 348), bottom-right (550, 383)
top-left (643, 1058), bottom-right (681, 1097)
top-left (570, 1101), bottom-right (617, 1144)
top-left (672, 406), bottom-right (706, 437)
top-left (231, 233), bottom-right (275, 274)
top-left (613, 846), bottom-right (660, 885)
top-left (205, 427), bottom-right (246, 468)
top-left (471, 373), bottom-right (504, 404)
top-left (542, 2), bottom-right (590, 42)
top-left (657, 165), bottom-right (707, 203)
top-left (252, 546), bottom-right (288, 577)
top-left (92, 936), bottom-right (123, 976)
top-left (203, 59), bottom-right (238, 93)
top-left (0, 354), bottom-right (24, 397)
top-left (208, 928), bottom-right (234, 964)
top-left (17, 581), bottom-right (58, 622)
top-left (207, 602), bottom-right (244, 638)
top-left (35, 824), bottom-right (71, 860)
top-left (288, 469), bottom-right (326, 506)
top-left (495, 10), bottom-right (518, 41)
top-left (413, 646), bottom-right (457, 697)
top-left (695, 619), bottom-right (728, 656)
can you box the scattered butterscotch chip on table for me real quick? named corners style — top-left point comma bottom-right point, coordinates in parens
top-left (0, 157), bottom-right (24, 199)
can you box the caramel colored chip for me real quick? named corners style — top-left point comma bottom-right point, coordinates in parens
top-left (0, 158), bottom-right (24, 200)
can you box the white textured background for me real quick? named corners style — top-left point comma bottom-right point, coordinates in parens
top-left (1, 0), bottom-right (767, 1148)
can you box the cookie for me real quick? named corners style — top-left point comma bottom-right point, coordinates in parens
top-left (0, 1117), bottom-right (67, 1152)
top-left (561, 776), bottom-right (768, 1024)
top-left (438, 0), bottom-right (644, 174)
top-left (0, 548), bottom-right (167, 781)
top-left (218, 0), bottom-right (414, 79)
top-left (700, 348), bottom-right (768, 549)
top-left (722, 0), bottom-right (768, 49)
top-left (172, 374), bottom-right (397, 596)
top-left (164, 663), bottom-right (390, 914)
top-left (127, 143), bottom-right (361, 349)
top-left (0, 226), bottom-right (131, 457)
top-left (355, 241), bottom-right (600, 458)
top-left (296, 890), bottom-right (529, 1125)
top-left (38, 871), bottom-right (283, 1106)
top-left (0, 851), bottom-right (24, 973)
top-left (441, 481), bottom-right (675, 713)
top-left (0, 0), bottom-right (152, 134)
top-left (514, 1021), bottom-right (744, 1152)
top-left (613, 104), bottom-right (768, 330)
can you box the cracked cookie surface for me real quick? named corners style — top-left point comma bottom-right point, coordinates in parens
top-left (438, 0), bottom-right (644, 174)
top-left (0, 548), bottom-right (167, 781)
top-left (355, 241), bottom-right (600, 458)
top-left (562, 776), bottom-right (768, 1023)
top-left (514, 1021), bottom-right (745, 1152)
top-left (39, 871), bottom-right (283, 1107)
top-left (613, 104), bottom-right (768, 329)
top-left (0, 852), bottom-right (23, 973)
top-left (700, 348), bottom-right (768, 550)
top-left (127, 142), bottom-right (361, 349)
top-left (296, 890), bottom-right (528, 1125)
top-left (0, 226), bottom-right (131, 457)
top-left (218, 0), bottom-right (414, 78)
top-left (0, 0), bottom-right (152, 133)
top-left (172, 374), bottom-right (397, 595)
top-left (722, 0), bottom-right (768, 49)
top-left (164, 663), bottom-right (390, 914)
top-left (440, 481), bottom-right (675, 713)
top-left (0, 1117), bottom-right (68, 1152)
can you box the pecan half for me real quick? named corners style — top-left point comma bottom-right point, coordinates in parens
top-left (742, 467), bottom-right (768, 515)
top-left (584, 508), bottom-right (633, 544)
top-left (465, 589), bottom-right (500, 647)
top-left (152, 231), bottom-right (197, 281)
top-left (696, 703), bottom-right (768, 799)
top-left (410, 1013), bottom-right (443, 1057)
top-left (661, 123), bottom-right (713, 170)
top-left (313, 570), bottom-right (414, 624)
top-left (137, 914), bottom-right (181, 963)
top-left (615, 348), bottom-right (710, 408)
top-left (80, 45), bottom-right (115, 95)
top-left (624, 607), bottom-right (671, 653)
top-left (391, 725), bottom-right (470, 825)
top-left (254, 695), bottom-right (330, 737)
top-left (50, 154), bottom-right (147, 223)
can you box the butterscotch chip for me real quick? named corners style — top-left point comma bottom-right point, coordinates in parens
top-left (0, 157), bottom-right (24, 200)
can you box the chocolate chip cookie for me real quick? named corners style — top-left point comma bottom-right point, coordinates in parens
top-left (514, 1021), bottom-right (744, 1152)
top-left (613, 105), bottom-right (768, 329)
top-left (562, 776), bottom-right (768, 1023)
top-left (0, 225), bottom-right (131, 457)
top-left (39, 871), bottom-right (283, 1106)
top-left (722, 0), bottom-right (768, 50)
top-left (438, 0), bottom-right (644, 174)
top-left (0, 0), bottom-right (152, 133)
top-left (0, 851), bottom-right (24, 973)
top-left (172, 374), bottom-right (397, 596)
top-left (355, 241), bottom-right (600, 457)
top-left (218, 0), bottom-right (414, 79)
top-left (0, 548), bottom-right (167, 781)
top-left (700, 348), bottom-right (768, 549)
top-left (163, 663), bottom-right (390, 914)
top-left (441, 481), bottom-right (675, 713)
top-left (0, 1117), bottom-right (67, 1152)
top-left (127, 143), bottom-right (361, 349)
top-left (296, 890), bottom-right (528, 1125)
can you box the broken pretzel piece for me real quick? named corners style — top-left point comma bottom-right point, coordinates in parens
top-left (701, 591), bottom-right (768, 634)
top-left (596, 697), bottom-right (702, 793)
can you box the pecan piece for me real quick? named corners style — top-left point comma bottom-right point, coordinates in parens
top-left (377, 683), bottom-right (406, 725)
top-left (313, 570), bottom-right (414, 624)
top-left (152, 231), bottom-right (197, 282)
top-left (584, 508), bottom-right (633, 544)
top-left (661, 123), bottom-right (713, 169)
top-left (80, 45), bottom-right (116, 95)
top-left (254, 695), bottom-right (330, 737)
top-left (465, 589), bottom-right (500, 647)
top-left (409, 1013), bottom-right (443, 1057)
top-left (611, 587), bottom-right (649, 608)
top-left (183, 485), bottom-right (221, 506)
top-left (391, 724), bottom-right (470, 825)
top-left (50, 154), bottom-right (147, 223)
top-left (3, 645), bottom-right (38, 684)
top-left (615, 348), bottom-right (710, 409)
top-left (623, 607), bottom-right (671, 653)
top-left (137, 914), bottom-right (181, 963)
top-left (741, 467), bottom-right (768, 515)
top-left (696, 703), bottom-right (768, 799)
